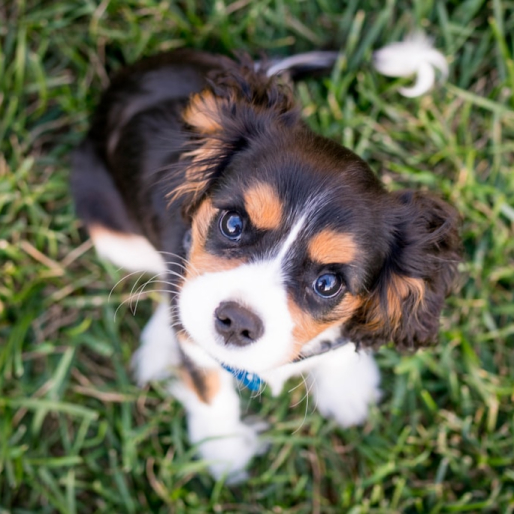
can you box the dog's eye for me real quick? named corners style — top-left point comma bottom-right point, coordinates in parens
top-left (313, 273), bottom-right (343, 298)
top-left (219, 211), bottom-right (244, 241)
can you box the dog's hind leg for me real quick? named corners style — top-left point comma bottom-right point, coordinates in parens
top-left (72, 139), bottom-right (167, 274)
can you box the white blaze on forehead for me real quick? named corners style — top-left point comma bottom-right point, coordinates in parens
top-left (178, 213), bottom-right (310, 373)
top-left (274, 214), bottom-right (307, 264)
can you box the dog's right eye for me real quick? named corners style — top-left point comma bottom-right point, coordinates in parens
top-left (313, 273), bottom-right (343, 299)
top-left (219, 211), bottom-right (244, 241)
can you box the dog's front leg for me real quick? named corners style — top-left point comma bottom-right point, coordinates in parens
top-left (308, 344), bottom-right (381, 428)
top-left (170, 340), bottom-right (268, 483)
top-left (132, 301), bottom-right (267, 482)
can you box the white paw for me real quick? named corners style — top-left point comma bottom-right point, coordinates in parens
top-left (193, 418), bottom-right (269, 483)
top-left (315, 379), bottom-right (381, 428)
top-left (131, 302), bottom-right (180, 386)
top-left (311, 345), bottom-right (381, 428)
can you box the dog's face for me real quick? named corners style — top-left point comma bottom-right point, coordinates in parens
top-left (174, 61), bottom-right (460, 373)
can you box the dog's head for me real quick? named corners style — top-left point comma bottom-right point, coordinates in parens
top-left (172, 59), bottom-right (461, 374)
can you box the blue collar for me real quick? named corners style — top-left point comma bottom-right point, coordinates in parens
top-left (221, 364), bottom-right (263, 391)
top-left (220, 337), bottom-right (350, 391)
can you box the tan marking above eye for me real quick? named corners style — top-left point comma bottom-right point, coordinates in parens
top-left (308, 230), bottom-right (357, 265)
top-left (244, 182), bottom-right (283, 231)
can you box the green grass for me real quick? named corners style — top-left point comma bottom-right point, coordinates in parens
top-left (1, 0), bottom-right (514, 512)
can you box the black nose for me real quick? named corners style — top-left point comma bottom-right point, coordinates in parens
top-left (214, 301), bottom-right (264, 347)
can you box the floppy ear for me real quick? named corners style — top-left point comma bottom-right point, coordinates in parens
top-left (342, 191), bottom-right (461, 350)
top-left (167, 57), bottom-right (299, 216)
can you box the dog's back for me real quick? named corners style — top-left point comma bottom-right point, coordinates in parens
top-left (71, 50), bottom-right (233, 273)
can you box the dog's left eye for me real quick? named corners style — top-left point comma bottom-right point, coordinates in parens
top-left (313, 273), bottom-right (343, 298)
top-left (219, 211), bottom-right (244, 241)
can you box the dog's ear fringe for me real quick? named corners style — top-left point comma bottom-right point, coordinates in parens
top-left (165, 134), bottom-right (245, 216)
top-left (341, 191), bottom-right (462, 351)
top-left (164, 57), bottom-right (301, 217)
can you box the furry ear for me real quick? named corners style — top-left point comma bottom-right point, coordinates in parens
top-left (167, 57), bottom-right (300, 216)
top-left (342, 191), bottom-right (461, 350)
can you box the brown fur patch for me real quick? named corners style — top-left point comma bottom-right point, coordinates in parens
top-left (364, 275), bottom-right (426, 331)
top-left (191, 198), bottom-right (217, 243)
top-left (179, 366), bottom-right (221, 404)
top-left (288, 293), bottom-right (363, 355)
top-left (386, 275), bottom-right (426, 328)
top-left (188, 249), bottom-right (245, 277)
top-left (186, 199), bottom-right (245, 278)
top-left (308, 230), bottom-right (357, 265)
top-left (177, 333), bottom-right (221, 404)
top-left (182, 90), bottom-right (224, 135)
top-left (166, 140), bottom-right (222, 206)
top-left (244, 182), bottom-right (283, 230)
top-left (167, 91), bottom-right (229, 206)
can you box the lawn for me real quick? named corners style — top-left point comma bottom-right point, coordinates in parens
top-left (1, 1), bottom-right (513, 512)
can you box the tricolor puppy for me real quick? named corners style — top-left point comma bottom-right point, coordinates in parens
top-left (72, 49), bottom-right (460, 482)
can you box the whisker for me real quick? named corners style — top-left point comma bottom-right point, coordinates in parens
top-left (128, 272), bottom-right (152, 314)
top-left (288, 374), bottom-right (307, 394)
top-left (164, 271), bottom-right (189, 283)
top-left (129, 273), bottom-right (170, 314)
top-left (109, 270), bottom-right (148, 314)
top-left (132, 277), bottom-right (184, 291)
top-left (156, 249), bottom-right (189, 263)
top-left (160, 252), bottom-right (201, 276)
top-left (129, 281), bottom-right (183, 312)
top-left (160, 260), bottom-right (189, 273)
top-left (154, 250), bottom-right (201, 277)
top-left (132, 282), bottom-right (176, 314)
top-left (114, 289), bottom-right (178, 320)
top-left (292, 371), bottom-right (314, 435)
top-left (250, 377), bottom-right (267, 400)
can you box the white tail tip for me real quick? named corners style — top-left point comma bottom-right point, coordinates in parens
top-left (373, 32), bottom-right (448, 97)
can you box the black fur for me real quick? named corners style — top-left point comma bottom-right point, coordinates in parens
top-left (72, 50), bottom-right (461, 350)
top-left (341, 191), bottom-right (461, 349)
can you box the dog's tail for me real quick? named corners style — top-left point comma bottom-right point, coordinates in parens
top-left (264, 33), bottom-right (447, 97)
top-left (262, 51), bottom-right (340, 79)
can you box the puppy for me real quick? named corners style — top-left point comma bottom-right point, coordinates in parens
top-left (72, 49), bottom-right (461, 482)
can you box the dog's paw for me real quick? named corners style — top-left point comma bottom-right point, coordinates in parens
top-left (194, 418), bottom-right (269, 483)
top-left (311, 347), bottom-right (381, 428)
top-left (315, 379), bottom-right (381, 428)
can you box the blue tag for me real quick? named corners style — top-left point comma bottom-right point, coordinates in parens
top-left (221, 364), bottom-right (263, 392)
